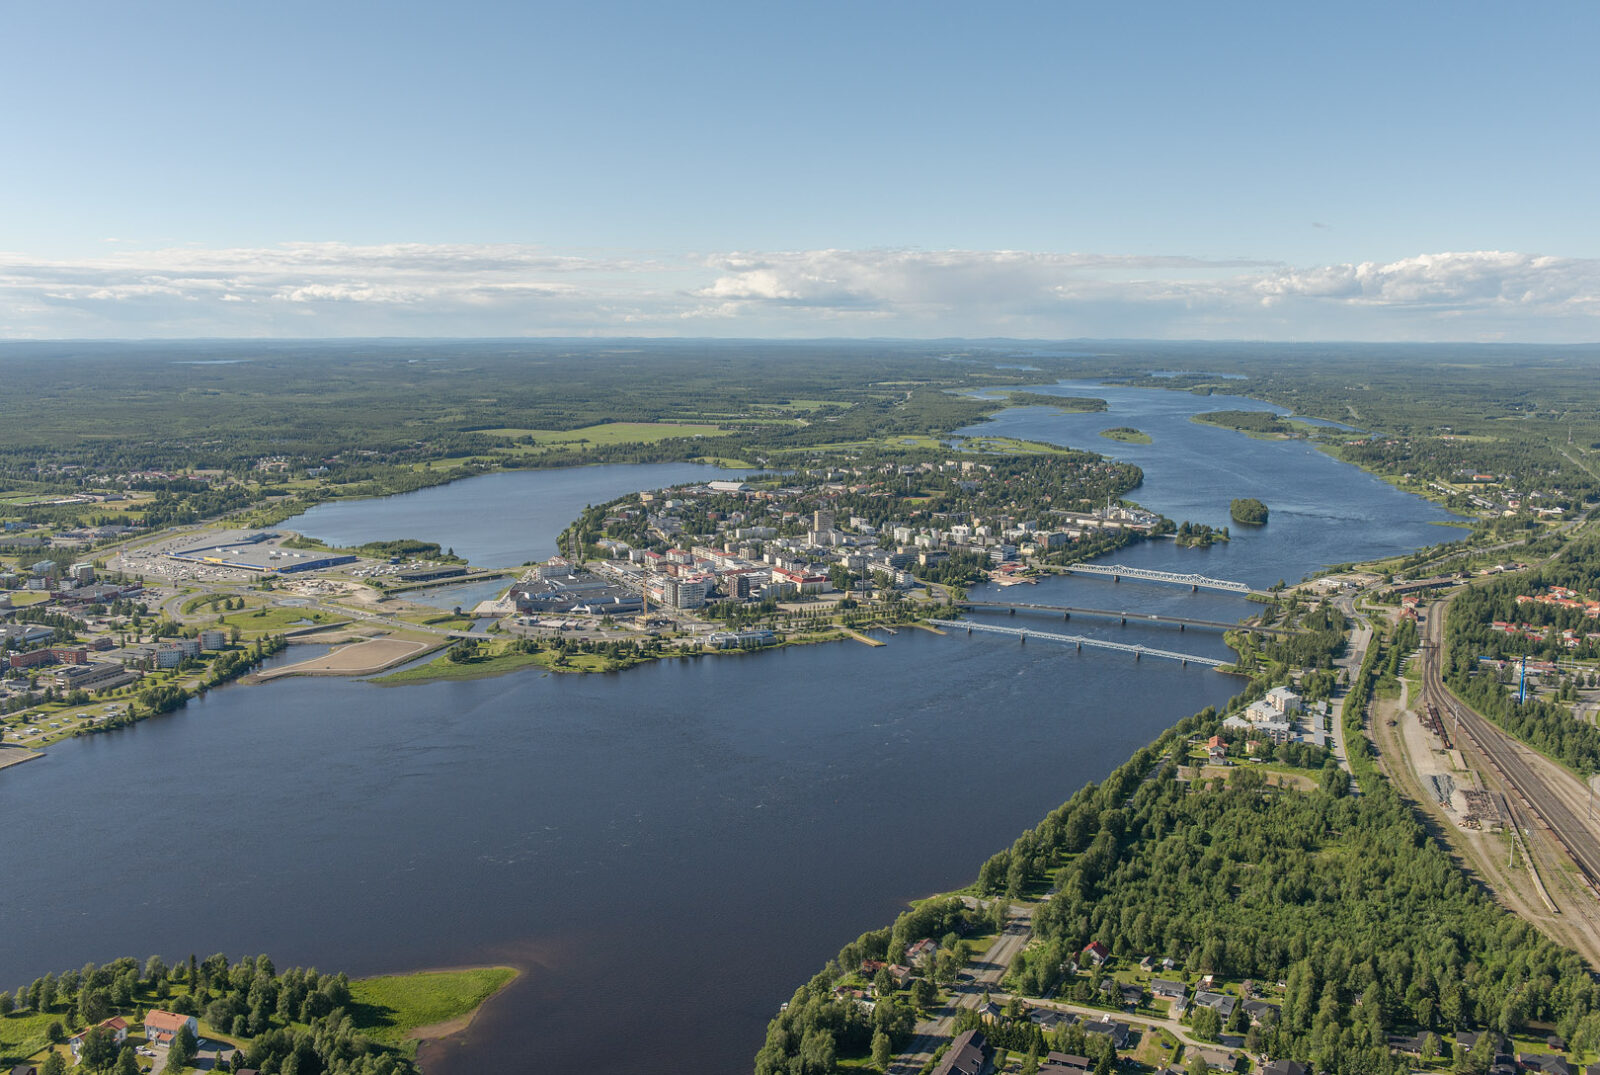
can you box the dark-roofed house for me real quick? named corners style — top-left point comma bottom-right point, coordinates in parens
top-left (1262, 1061), bottom-right (1307, 1075)
top-left (1519, 1054), bottom-right (1574, 1075)
top-left (1458, 1032), bottom-right (1503, 1053)
top-left (1083, 1016), bottom-right (1131, 1048)
top-left (1386, 1031), bottom-right (1431, 1055)
top-left (1243, 999), bottom-right (1281, 1025)
top-left (1193, 990), bottom-right (1237, 1019)
top-left (933, 1029), bottom-right (990, 1075)
top-left (1151, 978), bottom-right (1187, 1001)
top-left (1120, 983), bottom-right (1143, 1007)
top-left (12, 1065), bottom-right (39, 1075)
top-left (1028, 1008), bottom-right (1074, 1033)
top-left (1040, 1052), bottom-right (1093, 1075)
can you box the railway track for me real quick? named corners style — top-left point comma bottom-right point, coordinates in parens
top-left (1421, 615), bottom-right (1600, 895)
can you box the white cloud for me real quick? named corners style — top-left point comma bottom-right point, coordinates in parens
top-left (0, 242), bottom-right (1595, 340)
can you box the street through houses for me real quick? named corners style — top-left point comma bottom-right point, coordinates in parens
top-left (888, 901), bottom-right (1032, 1075)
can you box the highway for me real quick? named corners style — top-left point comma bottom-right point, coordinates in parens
top-left (1420, 597), bottom-right (1600, 893)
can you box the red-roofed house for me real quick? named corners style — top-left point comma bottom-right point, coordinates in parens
top-left (70, 1016), bottom-right (129, 1056)
top-left (144, 1009), bottom-right (197, 1045)
top-left (1083, 941), bottom-right (1110, 965)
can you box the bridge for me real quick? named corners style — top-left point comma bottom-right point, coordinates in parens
top-left (957, 601), bottom-right (1289, 635)
top-left (1062, 563), bottom-right (1252, 593)
top-left (930, 619), bottom-right (1233, 669)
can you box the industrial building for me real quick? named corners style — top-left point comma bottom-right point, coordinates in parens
top-left (168, 531), bottom-right (358, 574)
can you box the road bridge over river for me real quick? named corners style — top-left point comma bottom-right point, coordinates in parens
top-left (958, 601), bottom-right (1290, 635)
top-left (1063, 562), bottom-right (1255, 594)
top-left (930, 619), bottom-right (1235, 669)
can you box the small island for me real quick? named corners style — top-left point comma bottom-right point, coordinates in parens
top-left (1194, 409), bottom-right (1295, 437)
top-left (1231, 497), bottom-right (1270, 525)
top-left (1001, 391), bottom-right (1108, 412)
top-left (1099, 426), bottom-right (1152, 444)
top-left (1173, 520), bottom-right (1228, 547)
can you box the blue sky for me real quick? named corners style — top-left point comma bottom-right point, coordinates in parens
top-left (3, 1), bottom-right (1597, 340)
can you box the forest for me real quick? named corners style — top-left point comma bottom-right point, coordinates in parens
top-left (756, 656), bottom-right (1600, 1075)
top-left (985, 724), bottom-right (1597, 1073)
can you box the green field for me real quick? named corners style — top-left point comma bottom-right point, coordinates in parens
top-left (375, 648), bottom-right (548, 684)
top-left (347, 966), bottom-right (518, 1050)
top-left (478, 421), bottom-right (732, 447)
top-left (957, 435), bottom-right (1080, 456)
top-left (219, 606), bottom-right (342, 636)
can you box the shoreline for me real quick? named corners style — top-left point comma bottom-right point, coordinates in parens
top-left (400, 965), bottom-right (522, 1072)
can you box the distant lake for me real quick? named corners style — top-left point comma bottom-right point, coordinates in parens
top-left (279, 462), bottom-right (760, 568)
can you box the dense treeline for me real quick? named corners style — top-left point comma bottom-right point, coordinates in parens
top-left (1226, 602), bottom-right (1347, 685)
top-left (1, 953), bottom-right (415, 1075)
top-left (989, 730), bottom-right (1598, 1073)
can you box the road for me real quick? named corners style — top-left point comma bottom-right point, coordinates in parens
top-left (1326, 590), bottom-right (1372, 784)
top-left (990, 993), bottom-right (1215, 1053)
top-left (1420, 595), bottom-right (1600, 893)
top-left (888, 901), bottom-right (1032, 1075)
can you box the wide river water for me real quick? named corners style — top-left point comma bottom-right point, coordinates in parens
top-left (0, 384), bottom-right (1459, 1075)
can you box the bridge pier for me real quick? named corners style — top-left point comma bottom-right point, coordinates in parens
top-left (1192, 583), bottom-right (1197, 592)
top-left (1179, 623), bottom-right (1184, 632)
top-left (1020, 633), bottom-right (1026, 644)
top-left (1113, 574), bottom-right (1120, 583)
top-left (1119, 613), bottom-right (1126, 625)
top-left (1009, 608), bottom-right (1015, 615)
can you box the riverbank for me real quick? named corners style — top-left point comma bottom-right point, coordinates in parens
top-left (349, 965), bottom-right (519, 1057)
top-left (257, 637), bottom-right (442, 679)
top-left (0, 958), bottom-right (516, 1071)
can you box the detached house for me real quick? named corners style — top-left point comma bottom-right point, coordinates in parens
top-left (144, 1009), bottom-right (198, 1045)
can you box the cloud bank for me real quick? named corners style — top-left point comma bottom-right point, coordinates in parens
top-left (1, 243), bottom-right (1596, 341)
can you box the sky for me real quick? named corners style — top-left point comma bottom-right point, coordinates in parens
top-left (2, 1), bottom-right (1597, 342)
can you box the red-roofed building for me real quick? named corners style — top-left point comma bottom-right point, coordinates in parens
top-left (143, 1009), bottom-right (197, 1045)
top-left (70, 1016), bottom-right (129, 1056)
top-left (1083, 941), bottom-right (1110, 965)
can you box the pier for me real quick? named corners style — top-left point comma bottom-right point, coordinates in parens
top-left (1062, 563), bottom-right (1252, 593)
top-left (929, 619), bottom-right (1234, 669)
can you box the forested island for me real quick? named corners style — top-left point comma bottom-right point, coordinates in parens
top-left (1099, 427), bottom-right (1151, 445)
top-left (1194, 411), bottom-right (1295, 437)
top-left (1230, 498), bottom-right (1269, 525)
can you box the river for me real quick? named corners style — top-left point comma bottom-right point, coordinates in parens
top-left (0, 386), bottom-right (1458, 1075)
